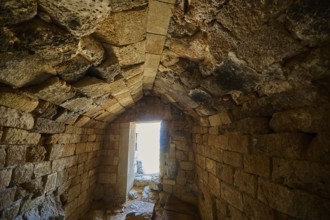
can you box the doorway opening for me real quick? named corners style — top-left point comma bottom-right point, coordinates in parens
top-left (135, 121), bottom-right (161, 175)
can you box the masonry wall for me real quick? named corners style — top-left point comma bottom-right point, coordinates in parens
top-left (96, 96), bottom-right (198, 205)
top-left (0, 93), bottom-right (106, 219)
top-left (192, 84), bottom-right (330, 220)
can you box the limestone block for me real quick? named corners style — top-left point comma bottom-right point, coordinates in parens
top-left (0, 0), bottom-right (37, 25)
top-left (258, 179), bottom-right (295, 216)
top-left (225, 117), bottom-right (271, 134)
top-left (34, 162), bottom-right (51, 178)
top-left (234, 170), bottom-right (257, 197)
top-left (144, 53), bottom-right (161, 77)
top-left (2, 128), bottom-right (40, 145)
top-left (44, 173), bottom-right (57, 192)
top-left (68, 184), bottom-right (81, 202)
top-left (0, 169), bottom-right (12, 188)
top-left (243, 194), bottom-right (274, 220)
top-left (38, 0), bottom-right (111, 37)
top-left (77, 36), bottom-right (104, 65)
top-left (307, 133), bottom-right (330, 163)
top-left (146, 33), bottom-right (166, 54)
top-left (252, 133), bottom-right (313, 159)
top-left (272, 158), bottom-right (330, 198)
top-left (270, 108), bottom-right (330, 133)
top-left (147, 0), bottom-right (174, 35)
top-left (60, 97), bottom-right (94, 113)
top-left (73, 76), bottom-right (113, 98)
top-left (28, 77), bottom-right (76, 105)
top-left (243, 154), bottom-right (270, 178)
top-left (11, 163), bottom-right (34, 184)
top-left (217, 163), bottom-right (234, 184)
top-left (223, 151), bottom-right (242, 168)
top-left (34, 118), bottom-right (65, 134)
top-left (0, 106), bottom-right (34, 130)
top-left (95, 8), bottom-right (147, 45)
top-left (0, 19), bottom-right (78, 88)
top-left (0, 187), bottom-right (16, 210)
top-left (0, 200), bottom-right (21, 220)
top-left (6, 145), bottom-right (26, 166)
top-left (73, 116), bottom-right (91, 127)
top-left (0, 148), bottom-right (5, 168)
top-left (122, 64), bottom-right (144, 80)
top-left (56, 55), bottom-right (91, 82)
top-left (205, 158), bottom-right (216, 176)
top-left (0, 88), bottom-right (38, 112)
top-left (180, 161), bottom-right (194, 171)
top-left (208, 173), bottom-right (220, 197)
top-left (26, 146), bottom-right (46, 162)
top-left (221, 182), bottom-right (243, 211)
top-left (112, 41), bottom-right (145, 67)
top-left (114, 91), bottom-right (134, 108)
top-left (168, 36), bottom-right (208, 61)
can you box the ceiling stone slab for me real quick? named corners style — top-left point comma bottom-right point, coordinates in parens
top-left (77, 36), bottom-right (105, 65)
top-left (38, 0), bottom-right (111, 37)
top-left (72, 76), bottom-right (113, 98)
top-left (95, 8), bottom-right (147, 46)
top-left (112, 41), bottom-right (145, 67)
top-left (26, 77), bottom-right (76, 105)
top-left (56, 55), bottom-right (91, 82)
top-left (60, 97), bottom-right (94, 113)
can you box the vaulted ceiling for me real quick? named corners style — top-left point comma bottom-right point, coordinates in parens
top-left (0, 0), bottom-right (329, 126)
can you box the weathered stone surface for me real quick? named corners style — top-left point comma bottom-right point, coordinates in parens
top-left (307, 133), bottom-right (330, 163)
top-left (244, 154), bottom-right (270, 178)
top-left (34, 118), bottom-right (65, 134)
top-left (0, 19), bottom-right (78, 88)
top-left (77, 36), bottom-right (104, 65)
top-left (34, 162), bottom-right (51, 178)
top-left (38, 0), bottom-right (111, 37)
top-left (44, 173), bottom-right (57, 192)
top-left (0, 0), bottom-right (37, 25)
top-left (234, 170), bottom-right (257, 197)
top-left (258, 179), bottom-right (295, 216)
top-left (11, 164), bottom-right (34, 184)
top-left (26, 146), bottom-right (46, 163)
top-left (0, 168), bottom-right (12, 188)
top-left (272, 158), bottom-right (330, 198)
top-left (6, 145), bottom-right (26, 166)
top-left (95, 8), bottom-right (147, 46)
top-left (60, 97), bottom-right (94, 113)
top-left (0, 106), bottom-right (34, 130)
top-left (56, 55), bottom-right (90, 82)
top-left (221, 182), bottom-right (243, 211)
top-left (112, 41), bottom-right (145, 67)
top-left (0, 88), bottom-right (38, 112)
top-left (0, 187), bottom-right (16, 210)
top-left (0, 200), bottom-right (21, 220)
top-left (2, 128), bottom-right (40, 145)
top-left (27, 77), bottom-right (76, 105)
top-left (73, 76), bottom-right (113, 98)
top-left (147, 0), bottom-right (173, 35)
top-left (0, 148), bottom-right (6, 168)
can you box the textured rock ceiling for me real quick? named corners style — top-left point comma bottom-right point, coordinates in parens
top-left (0, 0), bottom-right (329, 126)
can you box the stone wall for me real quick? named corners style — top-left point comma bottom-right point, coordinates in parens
top-left (0, 94), bottom-right (106, 219)
top-left (192, 83), bottom-right (330, 220)
top-left (96, 96), bottom-right (198, 205)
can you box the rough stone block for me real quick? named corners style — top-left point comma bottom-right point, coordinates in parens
top-left (0, 88), bottom-right (38, 112)
top-left (223, 151), bottom-right (243, 168)
top-left (217, 163), bottom-right (234, 184)
top-left (0, 106), bottom-right (34, 130)
top-left (28, 77), bottom-right (76, 105)
top-left (258, 179), bottom-right (295, 216)
top-left (180, 161), bottom-right (194, 171)
top-left (0, 200), bottom-right (21, 220)
top-left (77, 36), bottom-right (104, 64)
top-left (243, 154), bottom-right (270, 178)
top-left (38, 0), bottom-right (111, 37)
top-left (95, 8), bottom-right (147, 46)
top-left (68, 184), bottom-right (81, 202)
top-left (27, 145), bottom-right (46, 162)
top-left (272, 158), bottom-right (330, 198)
top-left (11, 164), bottom-right (34, 184)
top-left (44, 173), bottom-right (57, 192)
top-left (2, 128), bottom-right (40, 145)
top-left (6, 145), bottom-right (26, 166)
top-left (60, 97), bottom-right (94, 113)
top-left (73, 76), bottom-right (113, 98)
top-left (226, 134), bottom-right (250, 153)
top-left (208, 173), bottom-right (220, 197)
top-left (224, 117), bottom-right (270, 134)
top-left (306, 133), bottom-right (330, 163)
top-left (97, 173), bottom-right (116, 184)
top-left (0, 169), bottom-right (12, 189)
top-left (112, 41), bottom-right (145, 67)
top-left (243, 194), bottom-right (274, 220)
top-left (221, 182), bottom-right (243, 211)
top-left (0, 148), bottom-right (5, 168)
top-left (34, 118), bottom-right (65, 134)
top-left (205, 158), bottom-right (216, 176)
top-left (0, 0), bottom-right (37, 25)
top-left (234, 170), bottom-right (257, 197)
top-left (252, 133), bottom-right (313, 159)
top-left (61, 144), bottom-right (76, 157)
top-left (34, 162), bottom-right (51, 178)
top-left (0, 187), bottom-right (16, 210)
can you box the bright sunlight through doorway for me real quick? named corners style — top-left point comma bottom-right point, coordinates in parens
top-left (135, 121), bottom-right (161, 175)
